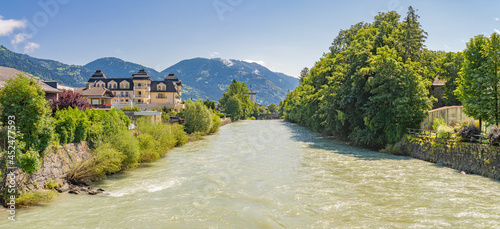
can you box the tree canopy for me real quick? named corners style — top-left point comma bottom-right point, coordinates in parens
top-left (280, 7), bottom-right (433, 148)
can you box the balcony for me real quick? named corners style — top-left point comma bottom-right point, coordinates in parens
top-left (92, 104), bottom-right (112, 109)
top-left (134, 86), bottom-right (150, 90)
top-left (135, 93), bottom-right (150, 99)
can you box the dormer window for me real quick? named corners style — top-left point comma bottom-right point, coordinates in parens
top-left (162, 86), bottom-right (166, 90)
top-left (157, 85), bottom-right (161, 90)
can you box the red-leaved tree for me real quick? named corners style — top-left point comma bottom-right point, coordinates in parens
top-left (51, 90), bottom-right (92, 113)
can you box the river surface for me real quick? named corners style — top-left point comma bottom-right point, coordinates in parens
top-left (1, 120), bottom-right (500, 228)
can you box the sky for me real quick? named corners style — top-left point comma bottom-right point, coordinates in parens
top-left (0, 0), bottom-right (499, 77)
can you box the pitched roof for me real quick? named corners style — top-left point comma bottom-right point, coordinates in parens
top-left (90, 69), bottom-right (107, 79)
top-left (131, 69), bottom-right (151, 80)
top-left (164, 72), bottom-right (178, 81)
top-left (0, 66), bottom-right (59, 93)
top-left (81, 87), bottom-right (114, 98)
top-left (151, 80), bottom-right (179, 92)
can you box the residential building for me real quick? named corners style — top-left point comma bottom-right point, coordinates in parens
top-left (82, 69), bottom-right (184, 111)
top-left (0, 66), bottom-right (60, 102)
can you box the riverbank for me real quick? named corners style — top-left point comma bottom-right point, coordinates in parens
top-left (388, 136), bottom-right (500, 180)
top-left (1, 119), bottom-right (232, 208)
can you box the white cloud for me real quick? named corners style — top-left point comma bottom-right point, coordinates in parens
top-left (221, 58), bottom-right (233, 67)
top-left (209, 51), bottom-right (220, 57)
top-left (0, 15), bottom-right (26, 36)
top-left (495, 28), bottom-right (500, 35)
top-left (243, 59), bottom-right (266, 67)
top-left (11, 33), bottom-right (31, 44)
top-left (495, 18), bottom-right (500, 21)
top-left (23, 42), bottom-right (40, 54)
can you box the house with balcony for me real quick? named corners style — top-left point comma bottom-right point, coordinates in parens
top-left (81, 69), bottom-right (184, 111)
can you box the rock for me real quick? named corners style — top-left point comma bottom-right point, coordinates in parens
top-left (459, 171), bottom-right (466, 175)
top-left (68, 189), bottom-right (79, 195)
top-left (87, 188), bottom-right (104, 195)
top-left (56, 183), bottom-right (70, 193)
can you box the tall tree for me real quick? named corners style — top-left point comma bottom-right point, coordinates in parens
top-left (0, 74), bottom-right (53, 174)
top-left (456, 33), bottom-right (500, 126)
top-left (219, 79), bottom-right (255, 119)
top-left (299, 67), bottom-right (310, 83)
top-left (399, 6), bottom-right (427, 62)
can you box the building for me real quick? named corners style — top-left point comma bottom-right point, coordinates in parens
top-left (249, 85), bottom-right (257, 104)
top-left (0, 66), bottom-right (60, 102)
top-left (430, 76), bottom-right (446, 109)
top-left (82, 69), bottom-right (184, 111)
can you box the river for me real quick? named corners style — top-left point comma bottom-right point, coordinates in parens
top-left (1, 120), bottom-right (500, 228)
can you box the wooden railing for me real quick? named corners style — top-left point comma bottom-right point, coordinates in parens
top-left (407, 128), bottom-right (488, 144)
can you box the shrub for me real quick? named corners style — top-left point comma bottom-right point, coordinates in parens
top-left (92, 143), bottom-right (126, 178)
top-left (137, 133), bottom-right (160, 162)
top-left (106, 129), bottom-right (140, 169)
top-left (488, 126), bottom-right (500, 145)
top-left (121, 105), bottom-right (141, 112)
top-left (51, 90), bottom-right (92, 112)
top-left (457, 124), bottom-right (481, 142)
top-left (54, 107), bottom-right (90, 144)
top-left (15, 150), bottom-right (41, 175)
top-left (44, 180), bottom-right (62, 190)
top-left (16, 190), bottom-right (58, 207)
top-left (171, 124), bottom-right (188, 146)
top-left (432, 118), bottom-right (446, 130)
top-left (183, 100), bottom-right (213, 134)
top-left (68, 143), bottom-right (125, 182)
top-left (216, 112), bottom-right (226, 118)
top-left (436, 125), bottom-right (454, 139)
top-left (209, 114), bottom-right (221, 134)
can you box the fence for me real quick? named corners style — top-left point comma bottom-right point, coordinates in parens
top-left (407, 128), bottom-right (488, 144)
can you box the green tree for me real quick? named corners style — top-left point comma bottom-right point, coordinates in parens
top-left (456, 33), bottom-right (500, 127)
top-left (219, 79), bottom-right (256, 119)
top-left (0, 74), bottom-right (53, 174)
top-left (437, 52), bottom-right (463, 106)
top-left (299, 67), bottom-right (309, 83)
top-left (225, 96), bottom-right (243, 120)
top-left (183, 100), bottom-right (213, 134)
top-left (267, 103), bottom-right (278, 113)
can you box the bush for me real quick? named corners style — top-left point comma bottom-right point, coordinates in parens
top-left (68, 143), bottom-right (125, 182)
top-left (457, 124), bottom-right (481, 142)
top-left (436, 125), bottom-right (454, 139)
top-left (183, 100), bottom-right (213, 134)
top-left (15, 150), bottom-right (41, 175)
top-left (16, 190), bottom-right (58, 207)
top-left (209, 114), bottom-right (221, 134)
top-left (137, 133), bottom-right (160, 162)
top-left (171, 124), bottom-right (188, 146)
top-left (488, 126), bottom-right (500, 145)
top-left (106, 129), bottom-right (140, 169)
top-left (432, 118), bottom-right (446, 130)
top-left (92, 143), bottom-right (126, 178)
top-left (216, 112), bottom-right (226, 118)
top-left (121, 105), bottom-right (141, 112)
top-left (54, 107), bottom-right (90, 144)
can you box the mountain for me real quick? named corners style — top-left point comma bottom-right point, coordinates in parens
top-left (162, 58), bottom-right (299, 105)
top-left (84, 57), bottom-right (163, 81)
top-left (0, 45), bottom-right (299, 105)
top-left (0, 45), bottom-right (91, 86)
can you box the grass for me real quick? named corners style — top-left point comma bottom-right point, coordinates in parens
top-left (16, 190), bottom-right (59, 207)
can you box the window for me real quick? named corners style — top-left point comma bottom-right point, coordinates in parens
top-left (121, 92), bottom-right (124, 96)
top-left (162, 86), bottom-right (166, 90)
top-left (158, 86), bottom-right (161, 90)
top-left (138, 83), bottom-right (142, 87)
top-left (102, 84), bottom-right (105, 87)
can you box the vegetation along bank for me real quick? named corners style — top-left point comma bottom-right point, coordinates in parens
top-left (278, 6), bottom-right (500, 179)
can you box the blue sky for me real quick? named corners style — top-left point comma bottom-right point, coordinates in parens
top-left (0, 0), bottom-right (499, 77)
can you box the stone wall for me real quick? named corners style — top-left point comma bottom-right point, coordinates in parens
top-left (2, 142), bottom-right (91, 195)
top-left (400, 137), bottom-right (500, 180)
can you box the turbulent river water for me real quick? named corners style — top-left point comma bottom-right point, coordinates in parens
top-left (2, 120), bottom-right (500, 228)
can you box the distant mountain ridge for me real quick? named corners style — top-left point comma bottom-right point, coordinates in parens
top-left (0, 45), bottom-right (299, 105)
